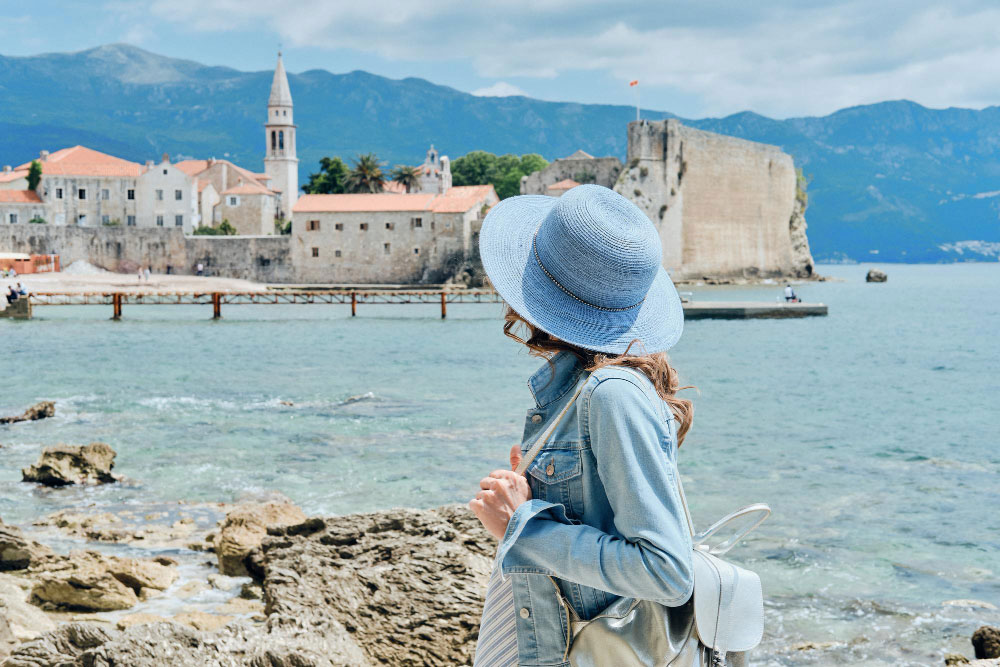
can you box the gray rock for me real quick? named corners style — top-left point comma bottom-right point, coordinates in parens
top-left (866, 268), bottom-right (888, 282)
top-left (974, 626), bottom-right (1000, 659)
top-left (22, 443), bottom-right (119, 487)
top-left (3, 622), bottom-right (118, 667)
top-left (0, 402), bottom-right (55, 425)
top-left (0, 522), bottom-right (54, 571)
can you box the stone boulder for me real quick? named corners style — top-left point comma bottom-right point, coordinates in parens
top-left (0, 522), bottom-right (54, 571)
top-left (974, 626), bottom-right (1000, 659)
top-left (0, 402), bottom-right (55, 425)
top-left (22, 442), bottom-right (119, 486)
top-left (29, 551), bottom-right (177, 612)
top-left (216, 500), bottom-right (306, 576)
top-left (866, 268), bottom-right (888, 283)
top-left (2, 622), bottom-right (118, 667)
top-left (0, 573), bottom-right (56, 642)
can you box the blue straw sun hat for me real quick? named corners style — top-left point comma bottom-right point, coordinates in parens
top-left (479, 184), bottom-right (684, 355)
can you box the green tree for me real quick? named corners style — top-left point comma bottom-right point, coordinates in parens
top-left (26, 160), bottom-right (42, 191)
top-left (303, 156), bottom-right (349, 194)
top-left (451, 151), bottom-right (548, 199)
top-left (391, 164), bottom-right (421, 193)
top-left (345, 153), bottom-right (386, 194)
top-left (219, 219), bottom-right (238, 235)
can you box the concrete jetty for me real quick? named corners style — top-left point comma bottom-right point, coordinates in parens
top-left (683, 301), bottom-right (827, 319)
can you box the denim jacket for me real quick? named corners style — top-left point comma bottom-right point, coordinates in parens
top-left (495, 351), bottom-right (694, 666)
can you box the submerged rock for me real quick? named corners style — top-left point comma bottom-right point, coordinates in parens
top-left (216, 499), bottom-right (306, 577)
top-left (866, 268), bottom-right (888, 283)
top-left (0, 402), bottom-right (55, 425)
top-left (22, 442), bottom-right (119, 487)
top-left (974, 626), bottom-right (1000, 659)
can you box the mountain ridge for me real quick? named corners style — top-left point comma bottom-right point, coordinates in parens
top-left (2, 43), bottom-right (999, 262)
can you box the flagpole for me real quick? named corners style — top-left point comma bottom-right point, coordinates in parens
top-left (629, 80), bottom-right (640, 122)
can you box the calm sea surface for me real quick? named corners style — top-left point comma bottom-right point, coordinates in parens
top-left (2, 263), bottom-right (998, 665)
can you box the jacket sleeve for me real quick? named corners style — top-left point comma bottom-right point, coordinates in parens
top-left (495, 376), bottom-right (694, 606)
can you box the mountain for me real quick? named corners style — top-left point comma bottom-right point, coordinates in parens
top-left (2, 44), bottom-right (998, 263)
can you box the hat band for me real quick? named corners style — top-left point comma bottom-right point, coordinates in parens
top-left (532, 231), bottom-right (645, 313)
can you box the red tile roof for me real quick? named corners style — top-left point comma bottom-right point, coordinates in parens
top-left (547, 178), bottom-right (580, 192)
top-left (222, 180), bottom-right (273, 196)
top-left (175, 159), bottom-right (268, 188)
top-left (16, 146), bottom-right (143, 178)
top-left (0, 190), bottom-right (42, 203)
top-left (0, 170), bottom-right (27, 183)
top-left (430, 185), bottom-right (497, 213)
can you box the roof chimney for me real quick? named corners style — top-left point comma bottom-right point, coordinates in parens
top-left (162, 153), bottom-right (169, 163)
top-left (2, 166), bottom-right (10, 174)
top-left (209, 157), bottom-right (216, 166)
top-left (145, 160), bottom-right (154, 168)
top-left (39, 150), bottom-right (49, 161)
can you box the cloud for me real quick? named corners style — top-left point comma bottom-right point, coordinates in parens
top-left (135, 0), bottom-right (1000, 117)
top-left (471, 82), bottom-right (527, 97)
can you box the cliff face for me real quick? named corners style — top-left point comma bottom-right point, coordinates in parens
top-left (615, 119), bottom-right (816, 280)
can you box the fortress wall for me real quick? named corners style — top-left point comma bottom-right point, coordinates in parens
top-left (674, 124), bottom-right (796, 279)
top-left (617, 119), bottom-right (808, 280)
top-left (0, 226), bottom-right (294, 282)
top-left (521, 156), bottom-right (622, 194)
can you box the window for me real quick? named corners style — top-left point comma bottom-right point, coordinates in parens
top-left (127, 189), bottom-right (135, 200)
top-left (430, 221), bottom-right (435, 230)
top-left (311, 247), bottom-right (319, 258)
top-left (78, 188), bottom-right (87, 200)
top-left (127, 215), bottom-right (136, 226)
top-left (282, 110), bottom-right (287, 116)
top-left (102, 189), bottom-right (109, 200)
top-left (413, 247), bottom-right (420, 254)
top-left (163, 169), bottom-right (168, 175)
top-left (56, 188), bottom-right (63, 199)
top-left (445, 221), bottom-right (452, 230)
top-left (175, 215), bottom-right (183, 227)
top-left (156, 189), bottom-right (163, 201)
top-left (78, 214), bottom-right (87, 225)
top-left (334, 223), bottom-right (343, 231)
top-left (334, 250), bottom-right (342, 258)
top-left (307, 220), bottom-right (320, 231)
top-left (156, 215), bottom-right (164, 227)
top-left (383, 243), bottom-right (391, 254)
top-left (411, 217), bottom-right (422, 228)
top-left (359, 223), bottom-right (368, 231)
top-left (271, 131), bottom-right (276, 150)
top-left (102, 215), bottom-right (110, 224)
top-left (228, 196), bottom-right (239, 206)
top-left (278, 131), bottom-right (284, 150)
top-left (9, 213), bottom-right (17, 224)
top-left (385, 222), bottom-right (394, 230)
top-left (175, 189), bottom-right (183, 201)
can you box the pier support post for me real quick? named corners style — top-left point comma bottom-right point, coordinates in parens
top-left (351, 292), bottom-right (357, 317)
top-left (212, 293), bottom-right (222, 319)
top-left (440, 292), bottom-right (447, 319)
top-left (112, 293), bottom-right (122, 321)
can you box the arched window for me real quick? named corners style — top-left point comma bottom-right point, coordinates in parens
top-left (278, 131), bottom-right (284, 150)
top-left (271, 131), bottom-right (276, 151)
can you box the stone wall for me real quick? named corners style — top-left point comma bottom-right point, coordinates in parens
top-left (0, 226), bottom-right (292, 283)
top-left (615, 119), bottom-right (815, 280)
top-left (521, 151), bottom-right (623, 194)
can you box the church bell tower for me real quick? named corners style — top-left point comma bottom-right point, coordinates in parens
top-left (264, 52), bottom-right (298, 215)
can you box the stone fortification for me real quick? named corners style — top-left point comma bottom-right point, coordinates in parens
top-left (520, 150), bottom-right (622, 194)
top-left (615, 119), bottom-right (814, 280)
top-left (0, 226), bottom-right (292, 283)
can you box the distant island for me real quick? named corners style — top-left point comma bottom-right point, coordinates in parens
top-left (1, 43), bottom-right (999, 263)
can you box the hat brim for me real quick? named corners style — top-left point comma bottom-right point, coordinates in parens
top-left (479, 195), bottom-right (684, 355)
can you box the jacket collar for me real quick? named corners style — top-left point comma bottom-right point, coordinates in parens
top-left (528, 350), bottom-right (585, 408)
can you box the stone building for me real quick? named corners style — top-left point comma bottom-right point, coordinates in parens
top-left (290, 185), bottom-right (497, 283)
top-left (175, 159), bottom-right (278, 234)
top-left (135, 155), bottom-right (199, 231)
top-left (615, 119), bottom-right (814, 279)
top-left (263, 52), bottom-right (298, 216)
top-left (520, 149), bottom-right (622, 195)
top-left (0, 190), bottom-right (46, 225)
top-left (414, 145), bottom-right (453, 194)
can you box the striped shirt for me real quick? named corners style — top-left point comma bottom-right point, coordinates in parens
top-left (473, 567), bottom-right (518, 666)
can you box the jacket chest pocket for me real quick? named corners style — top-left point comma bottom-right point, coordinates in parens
top-left (526, 449), bottom-right (584, 519)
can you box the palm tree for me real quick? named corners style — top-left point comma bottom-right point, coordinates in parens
top-left (391, 165), bottom-right (421, 193)
top-left (346, 153), bottom-right (386, 193)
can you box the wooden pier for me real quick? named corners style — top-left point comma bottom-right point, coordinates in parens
top-left (17, 290), bottom-right (828, 321)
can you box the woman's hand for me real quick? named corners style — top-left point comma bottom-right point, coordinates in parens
top-left (469, 444), bottom-right (532, 540)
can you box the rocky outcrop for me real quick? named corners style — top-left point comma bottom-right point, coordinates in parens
top-left (0, 523), bottom-right (54, 572)
top-left (866, 268), bottom-right (888, 283)
top-left (788, 171), bottom-right (815, 278)
top-left (29, 551), bottom-right (178, 612)
top-left (7, 505), bottom-right (492, 666)
top-left (0, 402), bottom-right (54, 425)
top-left (21, 443), bottom-right (118, 486)
top-left (975, 626), bottom-right (1000, 659)
top-left (216, 499), bottom-right (305, 576)
top-left (0, 573), bottom-right (56, 643)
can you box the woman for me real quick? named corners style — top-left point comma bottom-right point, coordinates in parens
top-left (469, 185), bottom-right (695, 666)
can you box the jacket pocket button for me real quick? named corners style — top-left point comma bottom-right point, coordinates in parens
top-left (519, 607), bottom-right (530, 619)
top-left (531, 414), bottom-right (542, 423)
top-left (545, 463), bottom-right (554, 476)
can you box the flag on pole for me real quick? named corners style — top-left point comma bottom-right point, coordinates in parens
top-left (629, 80), bottom-right (639, 87)
top-left (630, 80), bottom-right (640, 121)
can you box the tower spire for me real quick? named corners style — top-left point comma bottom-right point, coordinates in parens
top-left (264, 51), bottom-right (298, 215)
top-left (268, 52), bottom-right (293, 107)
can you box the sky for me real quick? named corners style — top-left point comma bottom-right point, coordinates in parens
top-left (1, 0), bottom-right (999, 119)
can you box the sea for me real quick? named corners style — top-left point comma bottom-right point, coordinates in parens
top-left (2, 262), bottom-right (998, 665)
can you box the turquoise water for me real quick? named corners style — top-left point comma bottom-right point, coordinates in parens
top-left (2, 263), bottom-right (998, 665)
